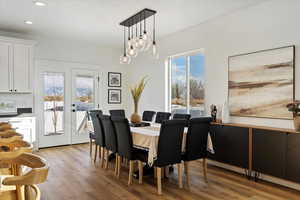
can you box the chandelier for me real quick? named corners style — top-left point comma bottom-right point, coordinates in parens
top-left (120, 9), bottom-right (158, 64)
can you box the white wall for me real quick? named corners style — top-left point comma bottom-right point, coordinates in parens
top-left (127, 0), bottom-right (300, 129)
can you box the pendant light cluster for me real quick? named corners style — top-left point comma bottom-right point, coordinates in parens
top-left (120, 9), bottom-right (158, 64)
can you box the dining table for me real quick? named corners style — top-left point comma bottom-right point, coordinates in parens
top-left (130, 123), bottom-right (215, 166)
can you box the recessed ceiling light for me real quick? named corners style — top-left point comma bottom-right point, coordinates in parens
top-left (24, 20), bottom-right (33, 25)
top-left (33, 1), bottom-right (46, 6)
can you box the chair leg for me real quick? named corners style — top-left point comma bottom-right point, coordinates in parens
top-left (138, 161), bottom-right (143, 184)
top-left (117, 155), bottom-right (121, 178)
top-left (128, 160), bottom-right (134, 185)
top-left (165, 166), bottom-right (169, 178)
top-left (177, 162), bottom-right (183, 188)
top-left (94, 144), bottom-right (98, 163)
top-left (157, 167), bottom-right (162, 195)
top-left (184, 161), bottom-right (190, 186)
top-left (105, 149), bottom-right (109, 169)
top-left (114, 154), bottom-right (118, 176)
top-left (100, 147), bottom-right (105, 168)
top-left (89, 138), bottom-right (93, 157)
top-left (203, 158), bottom-right (208, 182)
top-left (154, 167), bottom-right (157, 179)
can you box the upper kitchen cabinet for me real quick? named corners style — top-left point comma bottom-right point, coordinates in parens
top-left (0, 36), bottom-right (36, 93)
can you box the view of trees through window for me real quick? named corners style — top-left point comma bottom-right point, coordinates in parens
top-left (170, 53), bottom-right (205, 117)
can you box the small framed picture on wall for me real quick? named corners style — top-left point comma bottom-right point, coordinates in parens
top-left (108, 72), bottom-right (121, 87)
top-left (108, 89), bottom-right (121, 104)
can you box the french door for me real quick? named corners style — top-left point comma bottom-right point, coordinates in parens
top-left (37, 64), bottom-right (99, 148)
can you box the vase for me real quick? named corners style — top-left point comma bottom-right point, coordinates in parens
top-left (130, 103), bottom-right (142, 123)
top-left (221, 100), bottom-right (230, 123)
top-left (294, 116), bottom-right (300, 131)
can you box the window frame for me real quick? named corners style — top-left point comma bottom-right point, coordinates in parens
top-left (167, 49), bottom-right (205, 115)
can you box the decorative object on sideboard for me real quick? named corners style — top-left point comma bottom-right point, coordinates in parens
top-left (210, 104), bottom-right (217, 122)
top-left (130, 77), bottom-right (148, 123)
top-left (119, 8), bottom-right (158, 64)
top-left (108, 72), bottom-right (121, 87)
top-left (222, 100), bottom-right (230, 123)
top-left (228, 45), bottom-right (295, 120)
top-left (287, 101), bottom-right (300, 131)
top-left (108, 89), bottom-right (122, 104)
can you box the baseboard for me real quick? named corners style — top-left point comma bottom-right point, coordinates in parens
top-left (207, 159), bottom-right (300, 191)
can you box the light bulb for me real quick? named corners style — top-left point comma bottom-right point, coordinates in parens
top-left (142, 35), bottom-right (152, 51)
top-left (142, 31), bottom-right (149, 41)
top-left (152, 41), bottom-right (159, 59)
top-left (127, 45), bottom-right (138, 57)
top-left (120, 54), bottom-right (131, 64)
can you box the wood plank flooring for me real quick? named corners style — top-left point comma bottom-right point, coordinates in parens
top-left (36, 144), bottom-right (300, 200)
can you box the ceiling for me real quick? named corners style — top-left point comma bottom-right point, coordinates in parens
top-left (0, 0), bottom-right (267, 47)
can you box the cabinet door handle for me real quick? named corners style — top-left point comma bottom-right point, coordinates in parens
top-left (9, 89), bottom-right (12, 92)
top-left (14, 89), bottom-right (17, 92)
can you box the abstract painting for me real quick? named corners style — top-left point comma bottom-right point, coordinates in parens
top-left (228, 46), bottom-right (295, 119)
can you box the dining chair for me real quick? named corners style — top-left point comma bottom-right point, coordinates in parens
top-left (111, 117), bottom-right (147, 185)
top-left (109, 109), bottom-right (126, 118)
top-left (139, 119), bottom-right (187, 195)
top-left (142, 111), bottom-right (156, 122)
top-left (99, 115), bottom-right (118, 172)
top-left (154, 112), bottom-right (171, 124)
top-left (173, 113), bottom-right (191, 120)
top-left (182, 117), bottom-right (212, 186)
top-left (89, 110), bottom-right (105, 163)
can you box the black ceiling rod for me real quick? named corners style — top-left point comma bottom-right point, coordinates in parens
top-left (153, 14), bottom-right (156, 44)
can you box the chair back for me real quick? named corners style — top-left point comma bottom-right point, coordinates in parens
top-left (173, 113), bottom-right (191, 120)
top-left (184, 117), bottom-right (212, 161)
top-left (155, 112), bottom-right (171, 124)
top-left (89, 110), bottom-right (105, 147)
top-left (99, 115), bottom-right (118, 153)
top-left (155, 120), bottom-right (187, 167)
top-left (111, 117), bottom-right (133, 160)
top-left (109, 109), bottom-right (126, 118)
top-left (142, 111), bottom-right (156, 122)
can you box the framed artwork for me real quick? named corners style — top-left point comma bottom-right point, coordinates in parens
top-left (108, 72), bottom-right (121, 87)
top-left (108, 89), bottom-right (121, 104)
top-left (228, 45), bottom-right (295, 120)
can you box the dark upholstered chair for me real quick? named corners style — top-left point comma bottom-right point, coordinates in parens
top-left (89, 110), bottom-right (105, 163)
top-left (139, 119), bottom-right (187, 194)
top-left (142, 111), bottom-right (156, 122)
top-left (88, 110), bottom-right (103, 158)
top-left (173, 113), bottom-right (191, 120)
top-left (183, 117), bottom-right (212, 185)
top-left (155, 112), bottom-right (171, 124)
top-left (111, 117), bottom-right (147, 185)
top-left (109, 109), bottom-right (126, 118)
top-left (99, 115), bottom-right (118, 172)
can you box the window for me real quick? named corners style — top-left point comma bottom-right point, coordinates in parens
top-left (169, 51), bottom-right (205, 117)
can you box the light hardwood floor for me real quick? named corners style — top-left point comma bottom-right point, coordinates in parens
top-left (36, 144), bottom-right (300, 200)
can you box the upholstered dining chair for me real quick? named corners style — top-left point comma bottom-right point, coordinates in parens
top-left (138, 119), bottom-right (187, 195)
top-left (109, 109), bottom-right (126, 118)
top-left (99, 115), bottom-right (118, 172)
top-left (142, 111), bottom-right (156, 122)
top-left (89, 110), bottom-right (105, 162)
top-left (154, 112), bottom-right (171, 124)
top-left (88, 110), bottom-right (103, 157)
top-left (111, 117), bottom-right (147, 185)
top-left (182, 117), bottom-right (212, 186)
top-left (172, 113), bottom-right (191, 120)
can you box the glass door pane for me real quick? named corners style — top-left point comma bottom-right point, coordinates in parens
top-left (74, 75), bottom-right (95, 134)
top-left (189, 54), bottom-right (205, 117)
top-left (171, 56), bottom-right (187, 114)
top-left (43, 72), bottom-right (65, 136)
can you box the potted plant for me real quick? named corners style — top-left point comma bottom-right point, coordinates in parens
top-left (130, 76), bottom-right (148, 123)
top-left (287, 100), bottom-right (300, 131)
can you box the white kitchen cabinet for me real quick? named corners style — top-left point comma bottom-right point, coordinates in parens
top-left (0, 42), bottom-right (13, 92)
top-left (0, 36), bottom-right (35, 93)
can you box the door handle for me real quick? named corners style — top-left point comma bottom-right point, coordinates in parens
top-left (72, 104), bottom-right (75, 107)
top-left (72, 109), bottom-right (76, 112)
